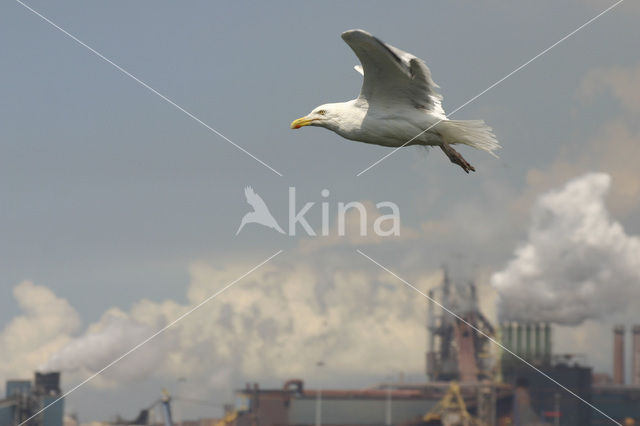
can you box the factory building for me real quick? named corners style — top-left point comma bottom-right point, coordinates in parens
top-left (614, 325), bottom-right (625, 385)
top-left (502, 356), bottom-right (592, 426)
top-left (234, 380), bottom-right (433, 425)
top-left (499, 322), bottom-right (552, 368)
top-left (232, 380), bottom-right (512, 426)
top-left (426, 270), bottom-right (496, 383)
top-left (225, 270), bottom-right (640, 425)
top-left (633, 326), bottom-right (640, 386)
top-left (5, 273), bottom-right (639, 425)
top-left (230, 272), bottom-right (515, 426)
top-left (0, 373), bottom-right (64, 426)
top-left (590, 326), bottom-right (640, 424)
top-left (500, 323), bottom-right (640, 425)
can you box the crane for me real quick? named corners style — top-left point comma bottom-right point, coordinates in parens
top-left (160, 389), bottom-right (174, 426)
top-left (423, 382), bottom-right (485, 426)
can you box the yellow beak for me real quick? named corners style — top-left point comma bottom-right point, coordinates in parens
top-left (290, 116), bottom-right (314, 129)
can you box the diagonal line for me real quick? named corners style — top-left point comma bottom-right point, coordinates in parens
top-left (15, 0), bottom-right (283, 177)
top-left (356, 0), bottom-right (625, 177)
top-left (18, 250), bottom-right (283, 426)
top-left (356, 249), bottom-right (622, 426)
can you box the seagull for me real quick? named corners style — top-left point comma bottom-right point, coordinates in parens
top-left (290, 29), bottom-right (500, 173)
top-left (236, 186), bottom-right (285, 235)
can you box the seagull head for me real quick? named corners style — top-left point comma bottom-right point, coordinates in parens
top-left (290, 104), bottom-right (341, 130)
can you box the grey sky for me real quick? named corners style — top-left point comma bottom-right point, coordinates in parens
top-left (2, 0), bottom-right (639, 422)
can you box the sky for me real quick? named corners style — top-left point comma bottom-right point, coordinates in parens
top-left (1, 0), bottom-right (640, 422)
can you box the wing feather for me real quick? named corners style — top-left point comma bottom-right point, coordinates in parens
top-left (341, 29), bottom-right (445, 117)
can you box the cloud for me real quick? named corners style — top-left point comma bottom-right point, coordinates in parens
top-left (511, 62), bottom-right (640, 219)
top-left (0, 281), bottom-right (81, 390)
top-left (149, 260), bottom-right (441, 381)
top-left (579, 63), bottom-right (640, 114)
top-left (19, 255), bottom-right (442, 391)
top-left (492, 173), bottom-right (640, 325)
top-left (588, 120), bottom-right (640, 214)
top-left (496, 63), bottom-right (640, 328)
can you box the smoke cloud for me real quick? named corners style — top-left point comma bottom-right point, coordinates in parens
top-left (491, 173), bottom-right (640, 325)
top-left (40, 309), bottom-right (166, 383)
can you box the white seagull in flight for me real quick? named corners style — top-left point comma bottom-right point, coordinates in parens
top-left (290, 29), bottom-right (500, 173)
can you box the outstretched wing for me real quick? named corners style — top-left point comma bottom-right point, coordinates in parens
top-left (341, 29), bottom-right (445, 118)
top-left (244, 186), bottom-right (269, 212)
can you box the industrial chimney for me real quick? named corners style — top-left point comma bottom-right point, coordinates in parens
top-left (633, 325), bottom-right (640, 386)
top-left (613, 325), bottom-right (625, 385)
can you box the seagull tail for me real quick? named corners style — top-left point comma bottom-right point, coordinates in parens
top-left (439, 119), bottom-right (501, 158)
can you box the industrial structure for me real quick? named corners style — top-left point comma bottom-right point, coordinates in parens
top-left (590, 325), bottom-right (640, 425)
top-left (614, 325), bottom-right (625, 385)
top-left (228, 271), bottom-right (514, 425)
top-left (634, 326), bottom-right (640, 387)
top-left (231, 380), bottom-right (512, 426)
top-left (105, 390), bottom-right (177, 426)
top-left (499, 322), bottom-right (552, 368)
top-left (226, 270), bottom-right (640, 426)
top-left (86, 314), bottom-right (640, 426)
top-left (3, 272), bottom-right (640, 425)
top-left (0, 373), bottom-right (64, 426)
top-left (426, 269), bottom-right (495, 383)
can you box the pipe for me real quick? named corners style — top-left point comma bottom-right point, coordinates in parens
top-left (633, 325), bottom-right (640, 386)
top-left (544, 324), bottom-right (552, 363)
top-left (442, 266), bottom-right (451, 308)
top-left (614, 325), bottom-right (625, 385)
top-left (503, 323), bottom-right (512, 351)
top-left (525, 324), bottom-right (532, 359)
top-left (469, 282), bottom-right (478, 312)
top-left (516, 323), bottom-right (524, 356)
top-left (428, 290), bottom-right (435, 351)
top-left (509, 323), bottom-right (515, 351)
top-left (534, 323), bottom-right (542, 360)
top-left (427, 290), bottom-right (435, 379)
top-left (161, 390), bottom-right (174, 426)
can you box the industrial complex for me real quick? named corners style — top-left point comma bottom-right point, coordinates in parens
top-left (2, 271), bottom-right (640, 425)
top-left (226, 271), bottom-right (640, 425)
top-left (0, 373), bottom-right (64, 426)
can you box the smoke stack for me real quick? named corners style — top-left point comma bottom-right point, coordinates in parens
top-left (516, 323), bottom-right (524, 356)
top-left (525, 324), bottom-right (532, 359)
top-left (633, 325), bottom-right (640, 386)
top-left (534, 324), bottom-right (541, 360)
top-left (502, 322), bottom-right (513, 351)
top-left (613, 325), bottom-right (625, 385)
top-left (544, 323), bottom-right (552, 364)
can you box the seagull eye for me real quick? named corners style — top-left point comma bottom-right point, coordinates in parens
top-left (317, 110), bottom-right (327, 115)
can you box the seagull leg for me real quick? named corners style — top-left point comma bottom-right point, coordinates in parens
top-left (440, 143), bottom-right (475, 173)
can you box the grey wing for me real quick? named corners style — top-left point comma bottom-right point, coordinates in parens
top-left (341, 29), bottom-right (445, 117)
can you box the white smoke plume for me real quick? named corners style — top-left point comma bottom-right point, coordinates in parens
top-left (492, 173), bottom-right (640, 325)
top-left (40, 309), bottom-right (166, 384)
